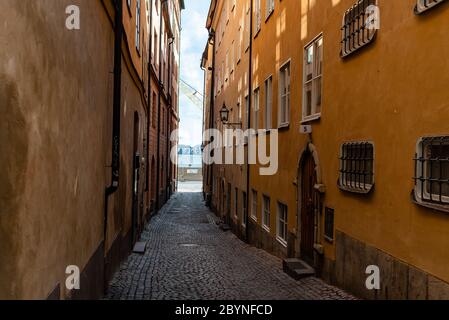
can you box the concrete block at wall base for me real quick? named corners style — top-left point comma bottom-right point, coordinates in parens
top-left (428, 275), bottom-right (449, 300)
top-left (407, 266), bottom-right (428, 300)
top-left (376, 252), bottom-right (408, 300)
top-left (335, 231), bottom-right (449, 300)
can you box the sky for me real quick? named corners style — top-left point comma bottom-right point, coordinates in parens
top-left (178, 1), bottom-right (210, 147)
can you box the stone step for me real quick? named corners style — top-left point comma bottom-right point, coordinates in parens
top-left (283, 258), bottom-right (315, 280)
top-left (219, 223), bottom-right (231, 231)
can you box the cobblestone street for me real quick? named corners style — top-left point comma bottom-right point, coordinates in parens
top-left (105, 187), bottom-right (354, 300)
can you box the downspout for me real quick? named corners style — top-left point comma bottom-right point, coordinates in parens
top-left (207, 30), bottom-right (216, 206)
top-left (146, 0), bottom-right (154, 210)
top-left (245, 0), bottom-right (254, 242)
top-left (105, 0), bottom-right (123, 244)
top-left (166, 38), bottom-right (174, 198)
top-left (155, 0), bottom-right (168, 212)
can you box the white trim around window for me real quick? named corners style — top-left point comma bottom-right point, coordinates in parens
top-left (278, 59), bottom-right (291, 128)
top-left (302, 33), bottom-right (323, 123)
top-left (262, 194), bottom-right (271, 232)
top-left (264, 75), bottom-right (273, 130)
top-left (276, 202), bottom-right (288, 247)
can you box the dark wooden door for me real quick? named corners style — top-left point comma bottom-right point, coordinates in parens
top-left (131, 112), bottom-right (140, 245)
top-left (300, 151), bottom-right (317, 265)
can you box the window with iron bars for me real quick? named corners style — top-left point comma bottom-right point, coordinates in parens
top-left (415, 0), bottom-right (447, 14)
top-left (413, 136), bottom-right (449, 212)
top-left (341, 0), bottom-right (378, 58)
top-left (338, 142), bottom-right (374, 194)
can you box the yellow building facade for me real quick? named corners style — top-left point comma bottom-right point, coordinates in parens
top-left (203, 0), bottom-right (449, 299)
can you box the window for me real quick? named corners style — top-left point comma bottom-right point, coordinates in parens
top-left (234, 188), bottom-right (239, 218)
top-left (245, 3), bottom-right (251, 50)
top-left (415, 0), bottom-right (447, 14)
top-left (244, 95), bottom-right (249, 130)
top-left (324, 207), bottom-right (335, 242)
top-left (251, 190), bottom-right (257, 220)
top-left (341, 0), bottom-right (378, 58)
top-left (303, 35), bottom-right (323, 121)
top-left (242, 191), bottom-right (247, 227)
top-left (279, 61), bottom-right (290, 127)
top-left (127, 0), bottom-right (132, 13)
top-left (225, 50), bottom-right (229, 81)
top-left (266, 0), bottom-right (275, 18)
top-left (136, 0), bottom-right (141, 52)
top-left (262, 195), bottom-right (270, 230)
top-left (338, 142), bottom-right (375, 194)
top-left (253, 87), bottom-right (260, 130)
top-left (264, 76), bottom-right (273, 130)
top-left (153, 30), bottom-right (158, 67)
top-left (237, 96), bottom-right (242, 123)
top-left (277, 202), bottom-right (288, 245)
top-left (237, 27), bottom-right (242, 63)
top-left (414, 136), bottom-right (449, 211)
top-left (255, 0), bottom-right (261, 33)
top-left (230, 41), bottom-right (235, 74)
top-left (152, 92), bottom-right (157, 128)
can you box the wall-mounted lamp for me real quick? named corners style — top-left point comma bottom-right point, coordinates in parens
top-left (219, 103), bottom-right (242, 128)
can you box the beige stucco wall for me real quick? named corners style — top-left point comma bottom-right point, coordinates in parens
top-left (206, 0), bottom-right (449, 289)
top-left (0, 0), bottom-right (114, 299)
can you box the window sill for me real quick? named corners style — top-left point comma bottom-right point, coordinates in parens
top-left (278, 122), bottom-right (290, 130)
top-left (265, 10), bottom-right (274, 22)
top-left (250, 215), bottom-right (257, 222)
top-left (262, 225), bottom-right (270, 233)
top-left (412, 191), bottom-right (449, 214)
top-left (337, 181), bottom-right (374, 195)
top-left (324, 235), bottom-right (334, 244)
top-left (276, 236), bottom-right (288, 248)
top-left (301, 113), bottom-right (321, 124)
top-left (254, 29), bottom-right (261, 39)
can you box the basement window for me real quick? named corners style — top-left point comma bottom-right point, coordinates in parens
top-left (324, 207), bottom-right (335, 243)
top-left (415, 0), bottom-right (447, 14)
top-left (413, 136), bottom-right (449, 212)
top-left (338, 142), bottom-right (375, 194)
top-left (340, 0), bottom-right (378, 58)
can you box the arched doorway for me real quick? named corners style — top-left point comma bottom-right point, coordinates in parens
top-left (297, 143), bottom-right (323, 266)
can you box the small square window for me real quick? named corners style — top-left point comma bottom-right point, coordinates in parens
top-left (338, 142), bottom-right (375, 194)
top-left (341, 0), bottom-right (378, 58)
top-left (415, 0), bottom-right (447, 14)
top-left (413, 136), bottom-right (449, 212)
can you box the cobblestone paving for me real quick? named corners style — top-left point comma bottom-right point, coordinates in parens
top-left (105, 191), bottom-right (355, 300)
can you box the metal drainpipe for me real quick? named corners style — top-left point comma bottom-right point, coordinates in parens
top-left (155, 0), bottom-right (168, 212)
top-left (245, 0), bottom-right (254, 242)
top-left (105, 0), bottom-right (123, 243)
top-left (146, 0), bottom-right (154, 207)
top-left (166, 37), bottom-right (174, 198)
top-left (207, 30), bottom-right (216, 206)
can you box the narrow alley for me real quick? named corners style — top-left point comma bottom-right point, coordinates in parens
top-left (105, 183), bottom-right (354, 300)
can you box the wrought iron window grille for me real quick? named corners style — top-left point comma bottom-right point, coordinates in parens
top-left (413, 136), bottom-right (449, 212)
top-left (338, 142), bottom-right (375, 194)
top-left (415, 0), bottom-right (447, 14)
top-left (340, 0), bottom-right (378, 58)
